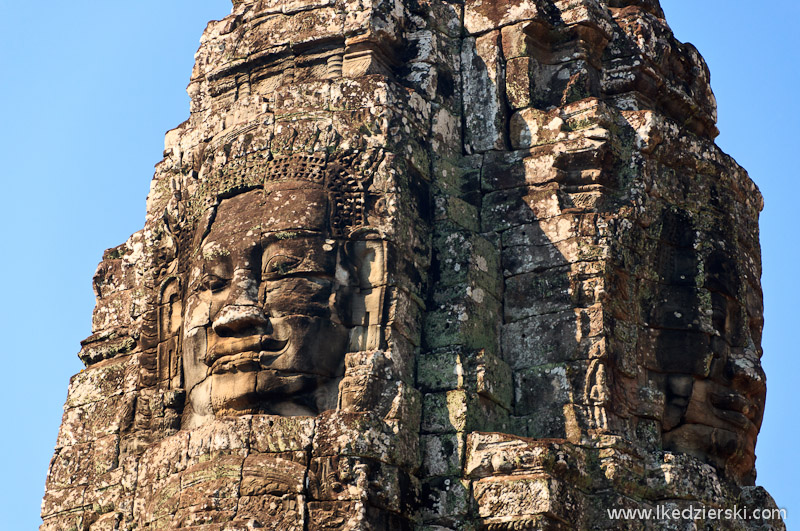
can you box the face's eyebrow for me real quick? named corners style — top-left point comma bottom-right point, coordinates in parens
top-left (187, 242), bottom-right (233, 286)
top-left (200, 241), bottom-right (232, 261)
top-left (262, 229), bottom-right (325, 245)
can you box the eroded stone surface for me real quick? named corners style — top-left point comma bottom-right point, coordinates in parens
top-left (42, 0), bottom-right (782, 529)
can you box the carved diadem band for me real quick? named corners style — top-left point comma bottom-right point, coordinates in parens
top-left (183, 152), bottom-right (368, 237)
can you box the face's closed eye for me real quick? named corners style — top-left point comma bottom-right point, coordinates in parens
top-left (189, 246), bottom-right (234, 297)
top-left (263, 254), bottom-right (303, 279)
top-left (261, 235), bottom-right (337, 281)
top-left (200, 273), bottom-right (230, 293)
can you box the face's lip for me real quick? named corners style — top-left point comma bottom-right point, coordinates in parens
top-left (210, 351), bottom-right (262, 375)
top-left (709, 390), bottom-right (759, 429)
top-left (205, 335), bottom-right (289, 371)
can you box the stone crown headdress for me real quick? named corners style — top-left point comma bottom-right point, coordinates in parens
top-left (185, 152), bottom-right (368, 237)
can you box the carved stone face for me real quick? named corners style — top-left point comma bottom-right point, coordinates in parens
top-left (653, 213), bottom-right (766, 484)
top-left (181, 187), bottom-right (361, 425)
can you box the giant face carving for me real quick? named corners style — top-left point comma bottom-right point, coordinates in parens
top-left (180, 180), bottom-right (379, 427)
top-left (652, 212), bottom-right (766, 484)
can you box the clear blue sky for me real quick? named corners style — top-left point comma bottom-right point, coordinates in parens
top-left (0, 1), bottom-right (796, 529)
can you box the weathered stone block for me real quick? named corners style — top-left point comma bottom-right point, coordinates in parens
top-left (417, 349), bottom-right (463, 393)
top-left (40, 485), bottom-right (87, 519)
top-left (420, 476), bottom-right (470, 522)
top-left (177, 457), bottom-right (243, 525)
top-left (137, 431), bottom-right (191, 488)
top-left (510, 107), bottom-right (567, 149)
top-left (482, 185), bottom-right (563, 232)
top-left (464, 0), bottom-right (542, 35)
top-left (40, 512), bottom-right (87, 531)
top-left (431, 224), bottom-right (502, 298)
top-left (500, 21), bottom-right (545, 61)
top-left (505, 56), bottom-right (535, 110)
top-left (56, 393), bottom-right (135, 448)
top-left (462, 32), bottom-right (506, 153)
top-left (513, 364), bottom-right (573, 419)
top-left (387, 287), bottom-right (425, 347)
top-left (505, 266), bottom-right (573, 321)
top-left (423, 290), bottom-right (502, 355)
top-left (250, 415), bottom-right (316, 454)
top-left (46, 443), bottom-right (94, 490)
top-left (431, 105), bottom-right (463, 161)
top-left (422, 390), bottom-right (509, 434)
top-left (238, 494), bottom-right (306, 529)
top-left (187, 417), bottom-right (251, 458)
top-left (66, 357), bottom-right (135, 408)
top-left (313, 411), bottom-right (418, 469)
top-left (432, 153), bottom-right (482, 203)
top-left (88, 512), bottom-right (124, 531)
top-left (474, 349), bottom-right (513, 408)
top-left (473, 475), bottom-right (585, 525)
top-left (502, 306), bottom-right (604, 369)
top-left (434, 192), bottom-right (480, 233)
top-left (417, 348), bottom-right (511, 410)
top-left (421, 433), bottom-right (465, 477)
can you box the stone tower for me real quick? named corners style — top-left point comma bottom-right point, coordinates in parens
top-left (41, 0), bottom-right (785, 529)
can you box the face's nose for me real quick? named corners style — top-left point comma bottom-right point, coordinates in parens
top-left (723, 347), bottom-right (766, 400)
top-left (212, 267), bottom-right (270, 337)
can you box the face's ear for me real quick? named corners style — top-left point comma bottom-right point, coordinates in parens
top-left (340, 236), bottom-right (387, 351)
top-left (156, 277), bottom-right (183, 390)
